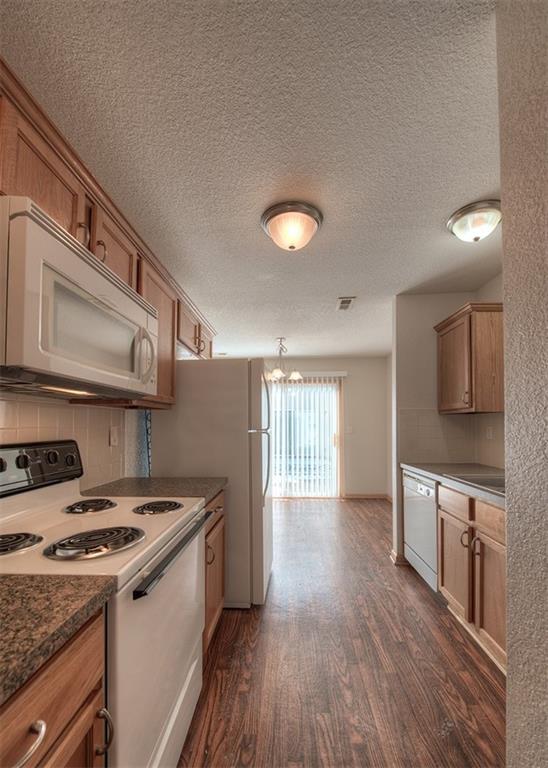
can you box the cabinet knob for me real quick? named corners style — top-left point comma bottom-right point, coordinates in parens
top-left (13, 720), bottom-right (46, 768)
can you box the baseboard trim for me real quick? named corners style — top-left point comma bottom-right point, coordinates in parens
top-left (343, 493), bottom-right (392, 501)
top-left (390, 550), bottom-right (409, 566)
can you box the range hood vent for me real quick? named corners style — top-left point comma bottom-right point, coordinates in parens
top-left (336, 296), bottom-right (356, 311)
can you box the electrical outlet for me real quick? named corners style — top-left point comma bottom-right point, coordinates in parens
top-left (486, 426), bottom-right (494, 441)
top-left (109, 426), bottom-right (119, 447)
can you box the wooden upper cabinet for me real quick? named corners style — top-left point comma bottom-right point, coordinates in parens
top-left (92, 206), bottom-right (138, 288)
top-left (0, 95), bottom-right (87, 240)
top-left (435, 303), bottom-right (503, 414)
top-left (177, 300), bottom-right (200, 355)
top-left (139, 260), bottom-right (177, 403)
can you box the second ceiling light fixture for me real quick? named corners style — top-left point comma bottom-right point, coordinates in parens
top-left (271, 337), bottom-right (302, 382)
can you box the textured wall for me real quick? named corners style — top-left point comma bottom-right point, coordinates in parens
top-left (497, 2), bottom-right (548, 766)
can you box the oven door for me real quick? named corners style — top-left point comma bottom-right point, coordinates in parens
top-left (5, 199), bottom-right (158, 396)
top-left (107, 513), bottom-right (207, 768)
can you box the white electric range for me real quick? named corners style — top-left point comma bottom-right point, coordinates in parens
top-left (0, 439), bottom-right (209, 768)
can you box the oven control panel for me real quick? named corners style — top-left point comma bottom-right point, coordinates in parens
top-left (0, 440), bottom-right (83, 497)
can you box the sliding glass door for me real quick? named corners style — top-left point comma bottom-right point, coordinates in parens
top-left (272, 376), bottom-right (340, 497)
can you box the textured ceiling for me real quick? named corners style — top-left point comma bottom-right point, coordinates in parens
top-left (0, 0), bottom-right (501, 357)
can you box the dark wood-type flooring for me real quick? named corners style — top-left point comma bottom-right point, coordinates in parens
top-left (180, 498), bottom-right (505, 768)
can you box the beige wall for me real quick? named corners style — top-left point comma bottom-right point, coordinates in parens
top-left (497, 3), bottom-right (548, 765)
top-left (270, 356), bottom-right (390, 496)
top-left (0, 393), bottom-right (130, 490)
top-left (386, 354), bottom-right (392, 500)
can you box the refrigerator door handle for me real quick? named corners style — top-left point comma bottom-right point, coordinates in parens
top-left (262, 372), bottom-right (271, 431)
top-left (263, 430), bottom-right (271, 501)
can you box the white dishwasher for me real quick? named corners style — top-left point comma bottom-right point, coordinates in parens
top-left (403, 472), bottom-right (437, 590)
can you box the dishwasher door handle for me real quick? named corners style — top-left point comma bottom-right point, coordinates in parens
top-left (132, 509), bottom-right (212, 600)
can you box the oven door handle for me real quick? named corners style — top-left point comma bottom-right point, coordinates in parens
top-left (132, 509), bottom-right (212, 600)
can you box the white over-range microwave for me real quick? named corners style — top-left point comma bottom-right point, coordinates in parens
top-left (0, 197), bottom-right (158, 399)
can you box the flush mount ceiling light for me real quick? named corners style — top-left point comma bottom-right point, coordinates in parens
top-left (261, 202), bottom-right (323, 251)
top-left (446, 200), bottom-right (501, 243)
top-left (270, 337), bottom-right (303, 382)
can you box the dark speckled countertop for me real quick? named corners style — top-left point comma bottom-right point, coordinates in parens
top-left (84, 477), bottom-right (227, 506)
top-left (0, 574), bottom-right (115, 706)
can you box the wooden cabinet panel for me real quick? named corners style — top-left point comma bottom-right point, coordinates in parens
top-left (41, 689), bottom-right (106, 768)
top-left (205, 491), bottom-right (225, 535)
top-left (438, 485), bottom-right (473, 523)
top-left (438, 509), bottom-right (473, 622)
top-left (204, 515), bottom-right (225, 652)
top-left (0, 614), bottom-right (103, 768)
top-left (473, 531), bottom-right (506, 667)
top-left (177, 300), bottom-right (200, 355)
top-left (0, 95), bottom-right (86, 239)
top-left (199, 324), bottom-right (213, 359)
top-left (92, 206), bottom-right (138, 288)
top-left (435, 303), bottom-right (503, 414)
top-left (437, 313), bottom-right (472, 412)
top-left (138, 260), bottom-right (177, 403)
top-left (473, 500), bottom-right (506, 544)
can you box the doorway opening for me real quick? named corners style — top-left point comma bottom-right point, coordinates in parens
top-left (271, 376), bottom-right (340, 497)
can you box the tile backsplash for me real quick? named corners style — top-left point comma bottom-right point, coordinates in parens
top-left (0, 394), bottom-right (127, 490)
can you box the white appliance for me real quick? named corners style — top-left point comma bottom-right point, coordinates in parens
top-left (152, 358), bottom-right (273, 607)
top-left (0, 440), bottom-right (206, 768)
top-left (402, 471), bottom-right (437, 590)
top-left (0, 196), bottom-right (158, 399)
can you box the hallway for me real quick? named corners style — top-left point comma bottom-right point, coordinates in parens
top-left (180, 499), bottom-right (505, 768)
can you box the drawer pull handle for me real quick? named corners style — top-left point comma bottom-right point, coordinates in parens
top-left (459, 530), bottom-right (470, 549)
top-left (207, 544), bottom-right (216, 565)
top-left (95, 707), bottom-right (115, 756)
top-left (214, 506), bottom-right (224, 513)
top-left (76, 222), bottom-right (90, 247)
top-left (14, 720), bottom-right (46, 768)
top-left (96, 239), bottom-right (108, 263)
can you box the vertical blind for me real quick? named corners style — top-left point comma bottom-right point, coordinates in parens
top-left (271, 376), bottom-right (340, 497)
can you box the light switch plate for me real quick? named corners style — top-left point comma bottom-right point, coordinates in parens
top-left (109, 426), bottom-right (119, 447)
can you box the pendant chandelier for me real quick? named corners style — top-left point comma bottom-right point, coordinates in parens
top-left (271, 338), bottom-right (303, 382)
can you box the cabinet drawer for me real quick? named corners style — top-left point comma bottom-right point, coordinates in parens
top-left (205, 491), bottom-right (225, 535)
top-left (438, 485), bottom-right (472, 522)
top-left (474, 500), bottom-right (506, 544)
top-left (0, 613), bottom-right (104, 768)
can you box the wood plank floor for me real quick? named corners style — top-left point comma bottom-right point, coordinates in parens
top-left (180, 498), bottom-right (505, 768)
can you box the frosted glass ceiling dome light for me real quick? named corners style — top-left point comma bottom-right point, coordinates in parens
top-left (261, 202), bottom-right (323, 251)
top-left (446, 200), bottom-right (501, 243)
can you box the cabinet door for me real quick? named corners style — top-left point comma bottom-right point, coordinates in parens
top-left (92, 206), bottom-right (138, 288)
top-left (138, 260), bottom-right (177, 403)
top-left (438, 509), bottom-right (473, 622)
top-left (198, 324), bottom-right (213, 359)
top-left (0, 95), bottom-right (87, 240)
top-left (437, 313), bottom-right (472, 412)
top-left (177, 300), bottom-right (200, 354)
top-left (204, 516), bottom-right (225, 652)
top-left (473, 531), bottom-right (506, 666)
top-left (41, 689), bottom-right (110, 767)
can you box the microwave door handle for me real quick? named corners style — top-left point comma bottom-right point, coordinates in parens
top-left (140, 327), bottom-right (156, 383)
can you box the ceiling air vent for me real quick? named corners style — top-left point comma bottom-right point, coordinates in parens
top-left (336, 296), bottom-right (356, 311)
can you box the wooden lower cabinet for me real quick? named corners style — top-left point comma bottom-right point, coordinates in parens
top-left (473, 531), bottom-right (507, 667)
top-left (0, 613), bottom-right (111, 768)
top-left (438, 509), bottom-right (473, 622)
top-left (204, 492), bottom-right (225, 654)
top-left (437, 488), bottom-right (507, 670)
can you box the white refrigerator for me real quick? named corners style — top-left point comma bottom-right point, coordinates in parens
top-left (151, 358), bottom-right (273, 607)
